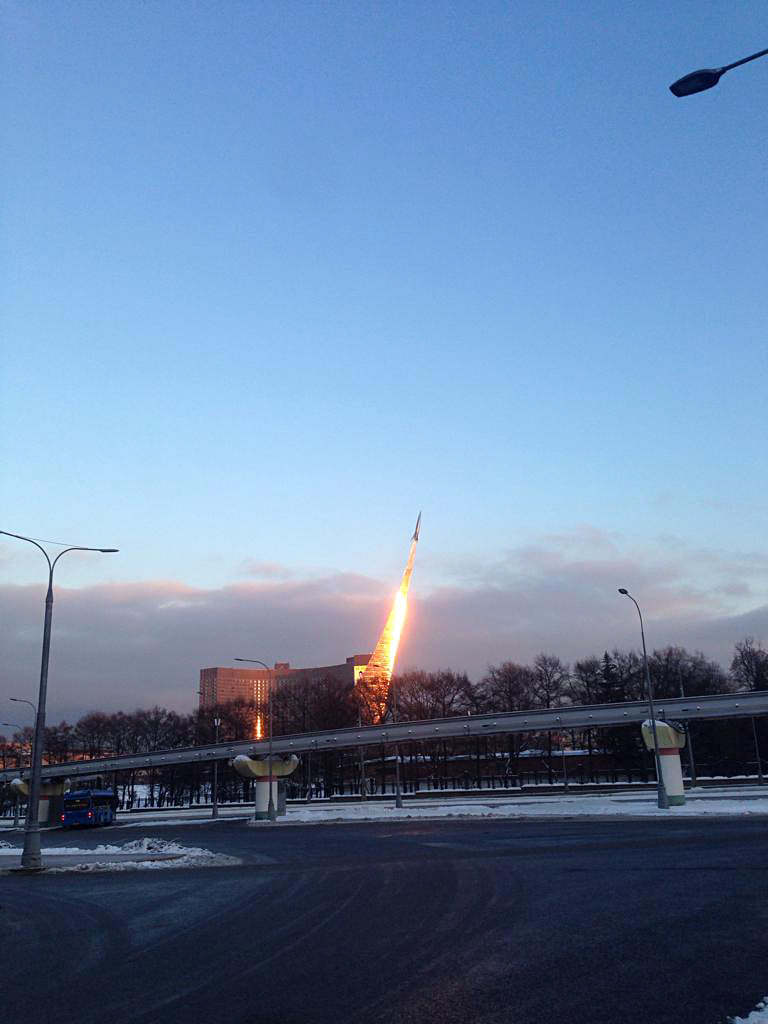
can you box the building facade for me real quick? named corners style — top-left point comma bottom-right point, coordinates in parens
top-left (198, 655), bottom-right (371, 711)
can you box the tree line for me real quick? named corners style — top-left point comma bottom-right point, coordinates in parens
top-left (1, 637), bottom-right (766, 773)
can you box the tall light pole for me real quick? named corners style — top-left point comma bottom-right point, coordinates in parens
top-left (0, 530), bottom-right (118, 870)
top-left (212, 714), bottom-right (221, 817)
top-left (751, 717), bottom-right (764, 785)
top-left (2, 722), bottom-right (25, 828)
top-left (669, 46), bottom-right (767, 783)
top-left (677, 671), bottom-right (697, 788)
top-left (391, 676), bottom-right (403, 809)
top-left (357, 709), bottom-right (367, 801)
top-left (234, 658), bottom-right (277, 823)
top-left (670, 45), bottom-right (768, 96)
top-left (618, 589), bottom-right (669, 809)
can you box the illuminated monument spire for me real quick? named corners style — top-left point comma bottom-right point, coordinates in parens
top-left (357, 512), bottom-right (421, 723)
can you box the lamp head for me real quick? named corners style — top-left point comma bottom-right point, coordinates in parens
top-left (99, 548), bottom-right (119, 553)
top-left (669, 67), bottom-right (724, 97)
top-left (618, 588), bottom-right (629, 595)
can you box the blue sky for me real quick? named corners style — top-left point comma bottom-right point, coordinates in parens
top-left (2, 2), bottom-right (767, 715)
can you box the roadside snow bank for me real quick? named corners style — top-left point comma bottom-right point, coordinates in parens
top-left (285, 795), bottom-right (768, 824)
top-left (0, 837), bottom-right (240, 872)
top-left (730, 997), bottom-right (768, 1023)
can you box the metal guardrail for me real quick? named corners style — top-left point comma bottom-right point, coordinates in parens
top-left (2, 689), bottom-right (767, 783)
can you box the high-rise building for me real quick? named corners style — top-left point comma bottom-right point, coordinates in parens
top-left (198, 655), bottom-right (371, 710)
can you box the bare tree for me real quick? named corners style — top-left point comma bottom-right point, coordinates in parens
top-left (731, 637), bottom-right (768, 692)
top-left (481, 662), bottom-right (536, 712)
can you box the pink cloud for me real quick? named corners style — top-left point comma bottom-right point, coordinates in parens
top-left (1, 529), bottom-right (766, 721)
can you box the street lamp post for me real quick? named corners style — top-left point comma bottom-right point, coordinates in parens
top-left (670, 44), bottom-right (768, 782)
top-left (212, 715), bottom-right (221, 818)
top-left (677, 673), bottom-right (698, 788)
top-left (1, 722), bottom-right (25, 828)
top-left (751, 717), bottom-right (764, 785)
top-left (391, 677), bottom-right (403, 809)
top-left (234, 658), bottom-right (277, 823)
top-left (8, 698), bottom-right (37, 820)
top-left (357, 711), bottom-right (367, 801)
top-left (0, 530), bottom-right (118, 870)
top-left (618, 589), bottom-right (670, 810)
top-left (670, 45), bottom-right (768, 97)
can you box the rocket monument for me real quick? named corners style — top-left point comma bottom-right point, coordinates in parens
top-left (356, 512), bottom-right (421, 723)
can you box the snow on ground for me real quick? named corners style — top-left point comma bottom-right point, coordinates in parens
top-left (0, 836), bottom-right (240, 872)
top-left (730, 997), bottom-right (768, 1023)
top-left (3, 787), bottom-right (768, 834)
top-left (116, 813), bottom-right (249, 828)
top-left (283, 792), bottom-right (768, 823)
top-left (50, 846), bottom-right (240, 873)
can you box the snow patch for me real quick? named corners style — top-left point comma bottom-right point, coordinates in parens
top-left (117, 815), bottom-right (247, 828)
top-left (284, 793), bottom-right (768, 824)
top-left (49, 849), bottom-right (239, 873)
top-left (0, 837), bottom-right (240, 872)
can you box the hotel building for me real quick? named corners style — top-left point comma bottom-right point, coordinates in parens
top-left (198, 654), bottom-right (371, 710)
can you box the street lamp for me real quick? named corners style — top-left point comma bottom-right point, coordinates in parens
top-left (2, 722), bottom-right (25, 828)
top-left (677, 672), bottom-right (698, 788)
top-left (391, 676), bottom-right (403, 810)
top-left (212, 715), bottom-right (221, 818)
top-left (0, 529), bottom-right (118, 870)
top-left (10, 698), bottom-right (37, 716)
top-left (234, 658), bottom-right (277, 823)
top-left (618, 589), bottom-right (669, 809)
top-left (670, 45), bottom-right (768, 97)
top-left (6, 698), bottom-right (35, 763)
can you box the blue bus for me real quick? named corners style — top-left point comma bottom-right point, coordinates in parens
top-left (60, 789), bottom-right (117, 828)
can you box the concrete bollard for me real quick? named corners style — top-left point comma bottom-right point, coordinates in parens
top-left (641, 720), bottom-right (687, 806)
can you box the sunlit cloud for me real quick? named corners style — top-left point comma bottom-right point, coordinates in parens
top-left (1, 527), bottom-right (766, 722)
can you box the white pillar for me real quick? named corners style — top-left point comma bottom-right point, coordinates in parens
top-left (253, 777), bottom-right (278, 819)
top-left (658, 748), bottom-right (685, 806)
top-left (641, 720), bottom-right (686, 806)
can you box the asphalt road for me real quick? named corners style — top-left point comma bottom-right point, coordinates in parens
top-left (1, 817), bottom-right (766, 1024)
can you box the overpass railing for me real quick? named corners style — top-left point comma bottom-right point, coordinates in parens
top-left (2, 689), bottom-right (767, 784)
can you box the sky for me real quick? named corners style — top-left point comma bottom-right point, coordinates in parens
top-left (1, 2), bottom-right (767, 721)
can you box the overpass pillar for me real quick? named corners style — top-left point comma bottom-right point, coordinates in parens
top-left (641, 721), bottom-right (686, 806)
top-left (231, 755), bottom-right (299, 821)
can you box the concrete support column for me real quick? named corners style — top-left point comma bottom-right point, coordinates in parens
top-left (252, 777), bottom-right (278, 820)
top-left (231, 754), bottom-right (299, 823)
top-left (657, 747), bottom-right (685, 806)
top-left (641, 721), bottom-right (686, 807)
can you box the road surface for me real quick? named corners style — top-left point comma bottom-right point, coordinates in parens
top-left (1, 817), bottom-right (764, 1024)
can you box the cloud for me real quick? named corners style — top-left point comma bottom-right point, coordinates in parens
top-left (1, 528), bottom-right (766, 722)
top-left (238, 560), bottom-right (296, 580)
